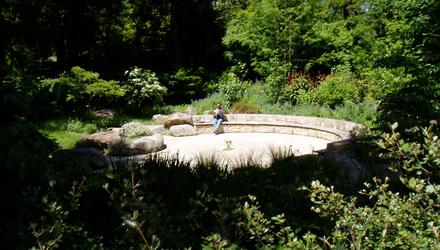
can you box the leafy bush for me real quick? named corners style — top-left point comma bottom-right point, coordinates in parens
top-left (377, 122), bottom-right (440, 183)
top-left (218, 72), bottom-right (250, 108)
top-left (41, 66), bottom-right (124, 112)
top-left (361, 67), bottom-right (413, 100)
top-left (329, 100), bottom-right (379, 127)
top-left (185, 92), bottom-right (227, 114)
top-left (161, 67), bottom-right (208, 104)
top-left (256, 101), bottom-right (377, 126)
top-left (296, 123), bottom-right (440, 249)
top-left (303, 66), bottom-right (361, 108)
top-left (303, 177), bottom-right (440, 249)
top-left (123, 67), bottom-right (167, 108)
top-left (30, 180), bottom-right (104, 249)
top-left (266, 63), bottom-right (313, 105)
top-left (66, 119), bottom-right (98, 133)
top-left (266, 63), bottom-right (289, 103)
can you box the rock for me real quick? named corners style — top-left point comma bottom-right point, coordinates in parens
top-left (326, 153), bottom-right (368, 187)
top-left (121, 121), bottom-right (151, 138)
top-left (94, 109), bottom-right (117, 119)
top-left (152, 114), bottom-right (169, 124)
top-left (169, 124), bottom-right (196, 137)
top-left (193, 114), bottom-right (213, 123)
top-left (164, 112), bottom-right (193, 129)
top-left (129, 134), bottom-right (166, 154)
top-left (87, 130), bottom-right (122, 148)
top-left (147, 125), bottom-right (166, 134)
top-left (326, 139), bottom-right (352, 152)
top-left (107, 127), bottom-right (123, 135)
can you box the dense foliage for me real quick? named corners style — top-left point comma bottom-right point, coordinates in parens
top-left (41, 66), bottom-right (124, 112)
top-left (223, 0), bottom-right (439, 129)
top-left (1, 0), bottom-right (439, 248)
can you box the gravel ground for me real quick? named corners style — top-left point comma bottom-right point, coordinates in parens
top-left (160, 133), bottom-right (330, 168)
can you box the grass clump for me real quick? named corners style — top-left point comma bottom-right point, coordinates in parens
top-left (66, 119), bottom-right (98, 133)
top-left (44, 130), bottom-right (87, 149)
top-left (230, 100), bottom-right (259, 114)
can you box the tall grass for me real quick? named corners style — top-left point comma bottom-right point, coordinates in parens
top-left (161, 92), bottom-right (227, 114)
top-left (171, 83), bottom-right (378, 126)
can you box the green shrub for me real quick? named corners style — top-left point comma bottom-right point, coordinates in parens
top-left (162, 67), bottom-right (208, 104)
top-left (230, 100), bottom-right (259, 113)
top-left (305, 66), bottom-right (361, 108)
top-left (218, 72), bottom-right (250, 108)
top-left (199, 92), bottom-right (228, 110)
top-left (329, 100), bottom-right (379, 127)
top-left (66, 119), bottom-right (98, 133)
top-left (242, 81), bottom-right (271, 106)
top-left (255, 101), bottom-right (377, 126)
top-left (123, 67), bottom-right (167, 108)
top-left (377, 122), bottom-right (440, 183)
top-left (266, 64), bottom-right (312, 105)
top-left (266, 63), bottom-right (288, 104)
top-left (361, 67), bottom-right (412, 100)
top-left (297, 123), bottom-right (440, 249)
top-left (41, 66), bottom-right (124, 111)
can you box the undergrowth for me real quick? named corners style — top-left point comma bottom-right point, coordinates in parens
top-left (165, 83), bottom-right (378, 126)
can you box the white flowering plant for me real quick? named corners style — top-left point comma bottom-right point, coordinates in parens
top-left (123, 67), bottom-right (167, 107)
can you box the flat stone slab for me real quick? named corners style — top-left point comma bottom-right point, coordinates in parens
top-left (159, 133), bottom-right (329, 168)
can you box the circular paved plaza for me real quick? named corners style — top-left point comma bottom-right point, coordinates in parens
top-left (160, 133), bottom-right (330, 167)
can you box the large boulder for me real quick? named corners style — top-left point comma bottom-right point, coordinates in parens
top-left (147, 125), bottom-right (166, 135)
top-left (152, 114), bottom-right (169, 124)
top-left (107, 127), bottom-right (123, 135)
top-left (94, 109), bottom-right (117, 119)
top-left (129, 134), bottom-right (166, 154)
top-left (164, 112), bottom-right (193, 129)
top-left (87, 130), bottom-right (121, 148)
top-left (169, 124), bottom-right (196, 137)
top-left (325, 153), bottom-right (369, 187)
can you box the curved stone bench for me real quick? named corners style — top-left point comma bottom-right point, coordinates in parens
top-left (192, 114), bottom-right (362, 142)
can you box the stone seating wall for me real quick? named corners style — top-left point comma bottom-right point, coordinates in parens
top-left (192, 114), bottom-right (362, 142)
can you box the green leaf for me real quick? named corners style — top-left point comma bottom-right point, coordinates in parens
top-left (408, 178), bottom-right (416, 188)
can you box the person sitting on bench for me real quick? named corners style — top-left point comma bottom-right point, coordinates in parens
top-left (213, 103), bottom-right (224, 134)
